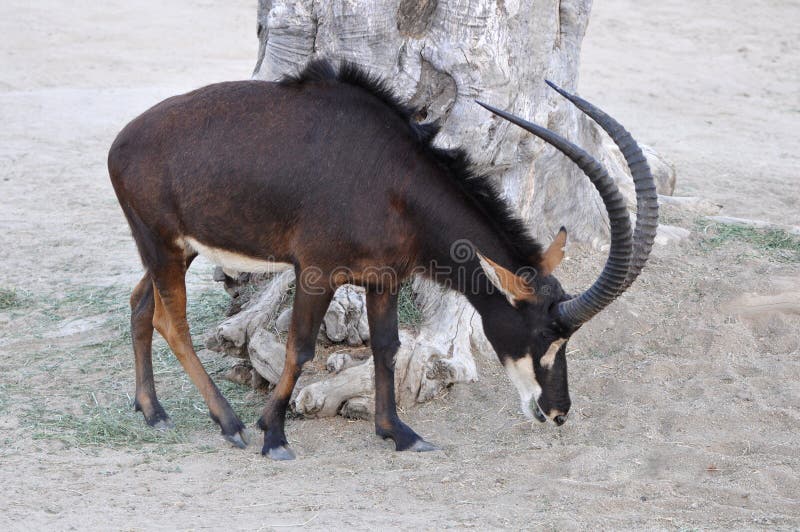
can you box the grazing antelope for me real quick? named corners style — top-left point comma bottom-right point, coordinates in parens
top-left (109, 59), bottom-right (657, 460)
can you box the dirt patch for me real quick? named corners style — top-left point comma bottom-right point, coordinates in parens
top-left (1, 0), bottom-right (799, 529)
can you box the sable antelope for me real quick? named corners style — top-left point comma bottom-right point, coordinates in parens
top-left (109, 59), bottom-right (657, 460)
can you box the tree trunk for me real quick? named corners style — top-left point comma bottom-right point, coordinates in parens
top-left (208, 0), bottom-right (653, 415)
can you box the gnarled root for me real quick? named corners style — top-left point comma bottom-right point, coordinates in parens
top-left (206, 270), bottom-right (295, 358)
top-left (293, 358), bottom-right (374, 418)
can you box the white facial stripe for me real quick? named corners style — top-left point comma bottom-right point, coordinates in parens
top-left (540, 339), bottom-right (566, 369)
top-left (503, 355), bottom-right (542, 419)
top-left (183, 237), bottom-right (293, 276)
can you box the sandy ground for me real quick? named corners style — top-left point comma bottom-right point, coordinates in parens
top-left (581, 0), bottom-right (800, 226)
top-left (1, 0), bottom-right (799, 530)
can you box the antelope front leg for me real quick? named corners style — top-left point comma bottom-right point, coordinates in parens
top-left (366, 289), bottom-right (439, 452)
top-left (258, 282), bottom-right (333, 460)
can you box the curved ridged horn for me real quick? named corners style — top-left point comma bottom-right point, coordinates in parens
top-left (544, 80), bottom-right (659, 293)
top-left (475, 99), bottom-right (633, 329)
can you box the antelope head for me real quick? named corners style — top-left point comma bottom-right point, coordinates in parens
top-left (475, 82), bottom-right (659, 424)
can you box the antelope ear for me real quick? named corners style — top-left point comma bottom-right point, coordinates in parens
top-left (540, 227), bottom-right (567, 277)
top-left (478, 253), bottom-right (537, 306)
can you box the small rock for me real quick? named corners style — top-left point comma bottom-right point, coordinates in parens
top-left (323, 301), bottom-right (348, 342)
top-left (654, 224), bottom-right (691, 246)
top-left (658, 195), bottom-right (722, 216)
top-left (641, 144), bottom-right (676, 196)
top-left (222, 364), bottom-right (253, 386)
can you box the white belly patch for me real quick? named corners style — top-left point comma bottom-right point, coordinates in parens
top-left (183, 237), bottom-right (293, 276)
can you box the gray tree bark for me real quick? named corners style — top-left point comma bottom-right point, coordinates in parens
top-left (208, 0), bottom-right (672, 417)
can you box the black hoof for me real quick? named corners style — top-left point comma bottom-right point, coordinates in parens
top-left (137, 400), bottom-right (173, 430)
top-left (405, 439), bottom-right (440, 452)
top-left (151, 418), bottom-right (175, 431)
top-left (377, 420), bottom-right (438, 452)
top-left (224, 431), bottom-right (249, 449)
top-left (396, 438), bottom-right (441, 453)
top-left (261, 429), bottom-right (293, 459)
top-left (264, 445), bottom-right (296, 460)
top-left (210, 409), bottom-right (247, 449)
